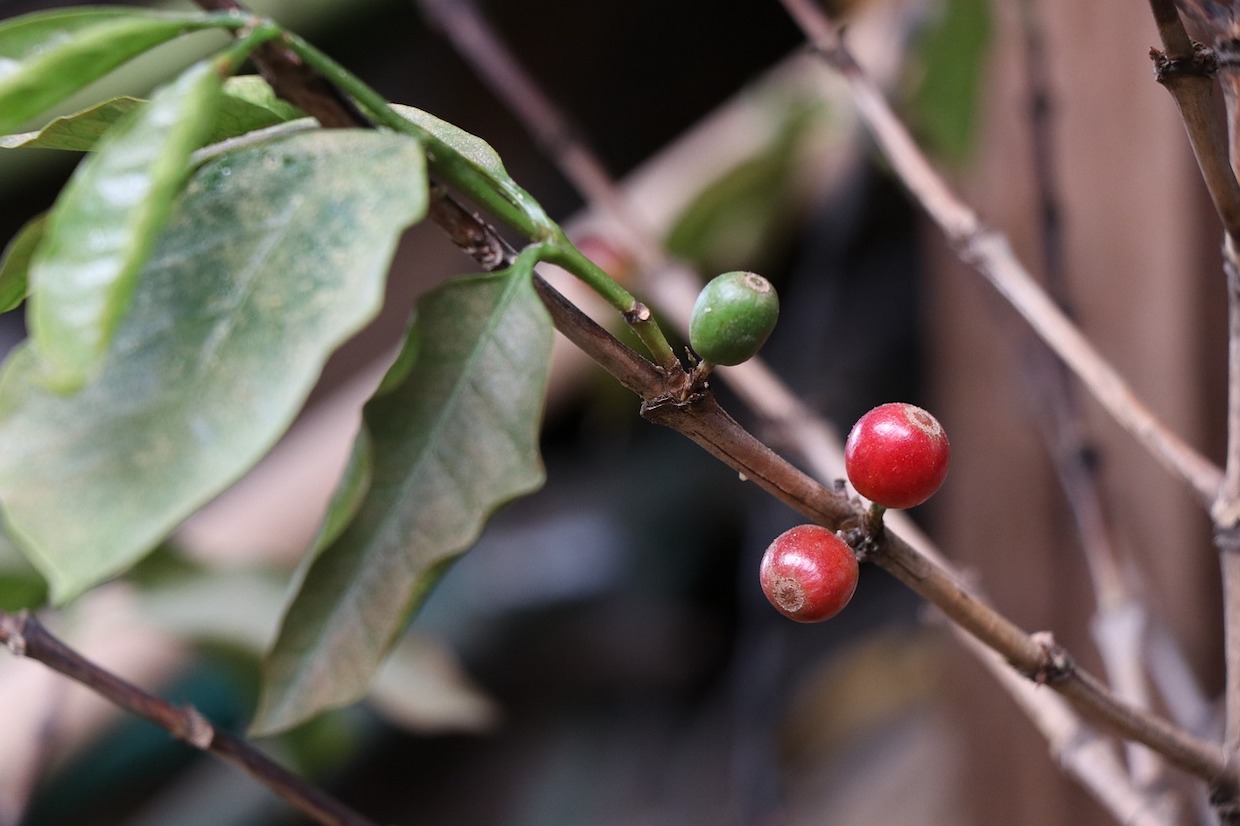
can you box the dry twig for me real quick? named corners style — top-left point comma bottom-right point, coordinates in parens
top-left (0, 612), bottom-right (376, 826)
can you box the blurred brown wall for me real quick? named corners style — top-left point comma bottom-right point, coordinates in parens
top-left (929, 1), bottom-right (1226, 823)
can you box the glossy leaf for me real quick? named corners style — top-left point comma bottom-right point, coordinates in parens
top-left (0, 78), bottom-right (301, 153)
top-left (392, 104), bottom-right (512, 187)
top-left (390, 104), bottom-right (554, 234)
top-left (255, 261), bottom-right (553, 735)
top-left (207, 75), bottom-right (305, 144)
top-left (0, 97), bottom-right (140, 151)
top-left (308, 429), bottom-right (373, 555)
top-left (27, 59), bottom-right (225, 391)
top-left (0, 129), bottom-right (428, 603)
top-left (0, 214), bottom-right (46, 313)
top-left (0, 7), bottom-right (234, 133)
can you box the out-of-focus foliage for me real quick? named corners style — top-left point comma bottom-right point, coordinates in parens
top-left (903, 0), bottom-right (991, 162)
top-left (665, 102), bottom-right (825, 275)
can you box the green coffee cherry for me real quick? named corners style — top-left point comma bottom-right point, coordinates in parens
top-left (688, 271), bottom-right (779, 366)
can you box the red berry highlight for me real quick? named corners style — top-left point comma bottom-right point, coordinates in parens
top-left (760, 524), bottom-right (859, 622)
top-left (844, 402), bottom-right (950, 509)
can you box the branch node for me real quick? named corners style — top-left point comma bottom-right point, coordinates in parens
top-left (853, 530), bottom-right (881, 563)
top-left (638, 379), bottom-right (707, 417)
top-left (428, 185), bottom-right (509, 271)
top-left (1211, 778), bottom-right (1240, 824)
top-left (844, 504), bottom-right (883, 563)
top-left (1216, 39), bottom-right (1240, 71)
top-left (623, 301), bottom-right (652, 324)
top-left (1217, 517), bottom-right (1240, 547)
top-left (1151, 42), bottom-right (1219, 84)
top-left (1020, 631), bottom-right (1075, 685)
top-left (1, 610), bottom-right (28, 657)
top-left (181, 706), bottom-right (216, 750)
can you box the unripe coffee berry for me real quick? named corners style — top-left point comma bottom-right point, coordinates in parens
top-left (844, 402), bottom-right (950, 509)
top-left (688, 271), bottom-right (779, 366)
top-left (760, 524), bottom-right (859, 622)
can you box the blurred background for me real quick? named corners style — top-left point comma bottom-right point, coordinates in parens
top-left (0, 0), bottom-right (1228, 824)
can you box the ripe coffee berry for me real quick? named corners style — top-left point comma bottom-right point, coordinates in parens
top-left (760, 524), bottom-right (859, 622)
top-left (844, 402), bottom-right (950, 510)
top-left (688, 271), bottom-right (779, 366)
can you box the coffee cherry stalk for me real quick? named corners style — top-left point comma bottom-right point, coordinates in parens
top-left (759, 405), bottom-right (948, 623)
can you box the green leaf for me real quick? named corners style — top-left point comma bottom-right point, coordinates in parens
top-left (0, 97), bottom-right (141, 151)
top-left (207, 76), bottom-right (305, 144)
top-left (309, 429), bottom-right (373, 555)
top-left (904, 0), bottom-right (991, 162)
top-left (135, 565), bottom-right (289, 653)
top-left (665, 104), bottom-right (819, 274)
top-left (0, 129), bottom-right (428, 603)
top-left (388, 103), bottom-right (555, 235)
top-left (27, 59), bottom-right (225, 391)
top-left (255, 261), bottom-right (553, 736)
top-left (0, 522), bottom-right (46, 611)
top-left (0, 7), bottom-right (237, 133)
top-left (0, 214), bottom-right (46, 313)
top-left (0, 78), bottom-right (301, 153)
top-left (369, 632), bottom-right (499, 733)
top-left (391, 104), bottom-right (512, 187)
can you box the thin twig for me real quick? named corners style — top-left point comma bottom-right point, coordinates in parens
top-left (1015, 0), bottom-right (1127, 623)
top-left (187, 0), bottom-right (1235, 803)
top-left (1210, 247), bottom-right (1240, 820)
top-left (1171, 1), bottom-right (1240, 768)
top-left (1146, 0), bottom-right (1240, 245)
top-left (957, 630), bottom-right (1177, 826)
top-left (419, 0), bottom-right (1222, 813)
top-left (776, 0), bottom-right (1222, 509)
top-left (1215, 246), bottom-right (1240, 765)
top-left (417, 0), bottom-right (661, 271)
top-left (1016, 0), bottom-right (1165, 790)
top-left (533, 263), bottom-right (1234, 792)
top-left (0, 612), bottom-right (377, 826)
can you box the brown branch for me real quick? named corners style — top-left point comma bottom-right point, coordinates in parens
top-left (191, 0), bottom-right (515, 284)
top-left (0, 612), bottom-right (377, 826)
top-left (416, 0), bottom-right (662, 272)
top-left (775, 0), bottom-right (1222, 510)
top-left (532, 260), bottom-right (1233, 790)
top-left (1016, 0), bottom-right (1128, 617)
top-left (1172, 1), bottom-right (1240, 768)
top-left (419, 0), bottom-right (1224, 811)
top-left (1149, 45), bottom-right (1240, 247)
top-left (1152, 0), bottom-right (1198, 56)
top-left (191, 0), bottom-right (1234, 802)
top-left (1220, 252), bottom-right (1240, 773)
top-left (1147, 1), bottom-right (1240, 246)
top-left (957, 632), bottom-right (1179, 826)
top-left (1017, 0), bottom-right (1169, 791)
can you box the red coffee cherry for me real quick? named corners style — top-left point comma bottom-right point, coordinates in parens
top-left (760, 524), bottom-right (859, 622)
top-left (844, 402), bottom-right (950, 509)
